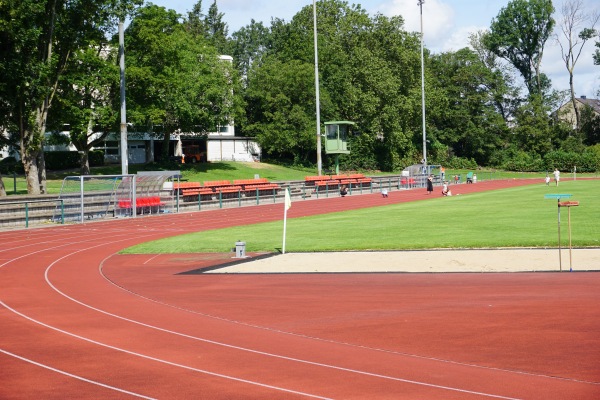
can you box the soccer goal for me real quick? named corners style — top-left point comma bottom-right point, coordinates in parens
top-left (53, 171), bottom-right (179, 223)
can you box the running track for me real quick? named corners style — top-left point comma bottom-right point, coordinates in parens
top-left (1, 179), bottom-right (599, 399)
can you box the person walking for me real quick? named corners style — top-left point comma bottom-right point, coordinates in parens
top-left (553, 168), bottom-right (560, 186)
top-left (426, 175), bottom-right (434, 195)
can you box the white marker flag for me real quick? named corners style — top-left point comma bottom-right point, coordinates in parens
top-left (282, 188), bottom-right (292, 254)
top-left (284, 187), bottom-right (292, 210)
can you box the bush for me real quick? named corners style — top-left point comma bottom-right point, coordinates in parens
top-left (44, 150), bottom-right (105, 170)
top-left (444, 157), bottom-right (478, 170)
top-left (0, 156), bottom-right (24, 174)
top-left (543, 150), bottom-right (599, 173)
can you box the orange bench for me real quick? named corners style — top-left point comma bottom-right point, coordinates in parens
top-left (234, 178), bottom-right (280, 193)
top-left (173, 181), bottom-right (201, 190)
top-left (315, 180), bottom-right (341, 187)
top-left (182, 188), bottom-right (215, 197)
top-left (348, 174), bottom-right (372, 185)
top-left (305, 176), bottom-right (327, 186)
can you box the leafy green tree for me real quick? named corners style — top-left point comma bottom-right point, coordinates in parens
top-left (580, 104), bottom-right (600, 145)
top-left (244, 57), bottom-right (321, 163)
top-left (124, 4), bottom-right (239, 161)
top-left (512, 96), bottom-right (556, 156)
top-left (240, 0), bottom-right (424, 171)
top-left (231, 20), bottom-right (271, 85)
top-left (469, 30), bottom-right (523, 122)
top-left (428, 48), bottom-right (509, 165)
top-left (204, 0), bottom-right (230, 54)
top-left (0, 0), bottom-right (141, 194)
top-left (484, 0), bottom-right (555, 98)
top-left (46, 45), bottom-right (119, 174)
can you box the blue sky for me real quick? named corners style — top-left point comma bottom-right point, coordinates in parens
top-left (149, 0), bottom-right (600, 99)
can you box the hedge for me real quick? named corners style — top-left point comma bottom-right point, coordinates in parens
top-left (44, 150), bottom-right (105, 170)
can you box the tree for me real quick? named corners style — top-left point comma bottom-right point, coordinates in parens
top-left (241, 0), bottom-right (425, 171)
top-left (231, 20), bottom-right (271, 85)
top-left (46, 45), bottom-right (120, 174)
top-left (469, 30), bottom-right (523, 122)
top-left (484, 0), bottom-right (555, 98)
top-left (204, 0), bottom-right (230, 54)
top-left (125, 5), bottom-right (239, 161)
top-left (0, 0), bottom-right (141, 194)
top-left (580, 105), bottom-right (600, 145)
top-left (555, 0), bottom-right (599, 130)
top-left (428, 48), bottom-right (510, 165)
top-left (244, 57), bottom-right (321, 163)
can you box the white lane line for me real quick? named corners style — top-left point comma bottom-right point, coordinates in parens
top-left (0, 348), bottom-right (156, 399)
top-left (0, 302), bottom-right (331, 400)
top-left (39, 241), bottom-right (520, 400)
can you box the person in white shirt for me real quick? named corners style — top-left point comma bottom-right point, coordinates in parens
top-left (553, 168), bottom-right (560, 186)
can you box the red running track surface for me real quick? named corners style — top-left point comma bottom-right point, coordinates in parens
top-left (1, 179), bottom-right (599, 399)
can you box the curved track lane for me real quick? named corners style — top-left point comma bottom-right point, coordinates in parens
top-left (1, 180), bottom-right (599, 399)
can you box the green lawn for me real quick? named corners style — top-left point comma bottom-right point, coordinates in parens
top-left (122, 180), bottom-right (599, 254)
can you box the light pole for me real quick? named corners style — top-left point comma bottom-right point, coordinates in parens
top-left (313, 0), bottom-right (322, 175)
top-left (418, 0), bottom-right (427, 167)
top-left (119, 19), bottom-right (128, 175)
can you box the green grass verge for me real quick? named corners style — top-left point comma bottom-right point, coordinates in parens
top-left (122, 180), bottom-right (600, 254)
top-left (5, 161), bottom-right (597, 195)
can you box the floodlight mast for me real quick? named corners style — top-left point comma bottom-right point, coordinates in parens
top-left (119, 19), bottom-right (128, 175)
top-left (313, 0), bottom-right (322, 175)
top-left (418, 0), bottom-right (427, 167)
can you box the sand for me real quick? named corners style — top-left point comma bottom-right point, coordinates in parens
top-left (207, 248), bottom-right (600, 274)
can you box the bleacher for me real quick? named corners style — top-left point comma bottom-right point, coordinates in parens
top-left (305, 173), bottom-right (372, 190)
top-left (176, 178), bottom-right (280, 201)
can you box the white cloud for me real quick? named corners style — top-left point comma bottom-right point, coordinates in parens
top-left (375, 0), bottom-right (455, 49)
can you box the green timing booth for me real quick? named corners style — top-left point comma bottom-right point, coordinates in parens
top-left (325, 121), bottom-right (354, 174)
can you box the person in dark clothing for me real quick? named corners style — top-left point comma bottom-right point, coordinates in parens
top-left (426, 175), bottom-right (434, 195)
top-left (340, 185), bottom-right (348, 197)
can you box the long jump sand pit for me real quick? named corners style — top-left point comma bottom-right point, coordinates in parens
top-left (206, 248), bottom-right (600, 274)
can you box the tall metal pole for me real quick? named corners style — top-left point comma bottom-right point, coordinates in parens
top-left (119, 20), bottom-right (129, 175)
top-left (313, 0), bottom-right (322, 176)
top-left (418, 0), bottom-right (427, 166)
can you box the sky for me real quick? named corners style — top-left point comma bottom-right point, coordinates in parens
top-left (150, 0), bottom-right (600, 99)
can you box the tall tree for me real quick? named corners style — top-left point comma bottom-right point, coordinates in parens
top-left (484, 0), bottom-right (555, 98)
top-left (204, 0), bottom-right (229, 54)
top-left (428, 48), bottom-right (510, 165)
top-left (0, 0), bottom-right (141, 194)
top-left (125, 5), bottom-right (239, 161)
top-left (46, 44), bottom-right (120, 174)
top-left (241, 0), bottom-right (424, 170)
top-left (555, 0), bottom-right (599, 130)
top-left (469, 30), bottom-right (522, 122)
top-left (231, 20), bottom-right (271, 85)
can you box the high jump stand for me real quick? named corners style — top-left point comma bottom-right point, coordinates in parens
top-left (545, 194), bottom-right (579, 272)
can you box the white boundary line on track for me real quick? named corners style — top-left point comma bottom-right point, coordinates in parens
top-left (37, 239), bottom-right (520, 400)
top-left (0, 349), bottom-right (155, 399)
top-left (0, 232), bottom-right (331, 399)
top-left (99, 253), bottom-right (600, 387)
top-left (0, 301), bottom-right (332, 400)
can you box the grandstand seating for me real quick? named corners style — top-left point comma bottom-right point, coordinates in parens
top-left (305, 174), bottom-right (372, 189)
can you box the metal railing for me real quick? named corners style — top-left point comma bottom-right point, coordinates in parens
top-left (0, 199), bottom-right (64, 228)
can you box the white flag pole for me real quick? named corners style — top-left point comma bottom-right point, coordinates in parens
top-left (282, 188), bottom-right (292, 254)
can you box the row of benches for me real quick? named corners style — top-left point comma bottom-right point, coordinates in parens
top-left (117, 196), bottom-right (166, 215)
top-left (305, 174), bottom-right (372, 188)
top-left (174, 178), bottom-right (281, 199)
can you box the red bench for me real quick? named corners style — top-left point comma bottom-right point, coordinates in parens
top-left (233, 178), bottom-right (280, 193)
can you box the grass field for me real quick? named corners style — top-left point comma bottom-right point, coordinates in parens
top-left (122, 179), bottom-right (599, 254)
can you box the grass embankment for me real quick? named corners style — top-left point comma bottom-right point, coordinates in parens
top-left (5, 161), bottom-right (595, 195)
top-left (123, 180), bottom-right (599, 254)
